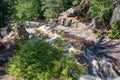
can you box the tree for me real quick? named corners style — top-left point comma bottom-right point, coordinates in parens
top-left (15, 0), bottom-right (39, 20)
top-left (41, 0), bottom-right (63, 19)
top-left (41, 0), bottom-right (81, 19)
top-left (0, 0), bottom-right (15, 27)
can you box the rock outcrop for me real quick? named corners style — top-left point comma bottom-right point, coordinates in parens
top-left (0, 21), bottom-right (119, 80)
top-left (111, 0), bottom-right (120, 27)
top-left (60, 0), bottom-right (90, 17)
top-left (58, 0), bottom-right (90, 28)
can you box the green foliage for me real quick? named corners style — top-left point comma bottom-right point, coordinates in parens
top-left (108, 21), bottom-right (120, 39)
top-left (41, 0), bottom-right (81, 19)
top-left (15, 0), bottom-right (41, 20)
top-left (72, 0), bottom-right (81, 6)
top-left (89, 0), bottom-right (113, 21)
top-left (41, 0), bottom-right (63, 19)
top-left (0, 0), bottom-right (81, 23)
top-left (0, 0), bottom-right (15, 27)
top-left (6, 38), bottom-right (87, 80)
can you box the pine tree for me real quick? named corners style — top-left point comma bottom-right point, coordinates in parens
top-left (41, 0), bottom-right (81, 19)
top-left (41, 0), bottom-right (62, 19)
top-left (15, 0), bottom-right (39, 20)
top-left (0, 0), bottom-right (15, 27)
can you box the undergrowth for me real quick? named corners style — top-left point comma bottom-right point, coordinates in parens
top-left (6, 38), bottom-right (87, 80)
top-left (108, 21), bottom-right (120, 39)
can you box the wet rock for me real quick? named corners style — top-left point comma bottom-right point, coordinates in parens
top-left (98, 59), bottom-right (118, 79)
top-left (77, 38), bottom-right (120, 79)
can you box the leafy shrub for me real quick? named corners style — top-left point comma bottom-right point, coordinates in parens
top-left (15, 0), bottom-right (39, 20)
top-left (108, 21), bottom-right (120, 39)
top-left (6, 38), bottom-right (87, 80)
top-left (89, 0), bottom-right (113, 21)
top-left (41, 0), bottom-right (63, 19)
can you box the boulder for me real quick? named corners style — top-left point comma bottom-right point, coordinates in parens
top-left (110, 0), bottom-right (120, 27)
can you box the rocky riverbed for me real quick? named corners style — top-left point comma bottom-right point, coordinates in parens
top-left (0, 20), bottom-right (120, 80)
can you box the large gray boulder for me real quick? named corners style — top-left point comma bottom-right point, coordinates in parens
top-left (110, 0), bottom-right (120, 27)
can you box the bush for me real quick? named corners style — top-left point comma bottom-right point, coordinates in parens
top-left (15, 0), bottom-right (40, 20)
top-left (108, 21), bottom-right (120, 39)
top-left (41, 0), bottom-right (63, 19)
top-left (89, 0), bottom-right (113, 21)
top-left (6, 38), bottom-right (87, 80)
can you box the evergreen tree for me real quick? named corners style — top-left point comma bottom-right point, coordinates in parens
top-left (15, 0), bottom-right (39, 20)
top-left (41, 0), bottom-right (62, 19)
top-left (0, 0), bottom-right (15, 27)
top-left (41, 0), bottom-right (81, 19)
